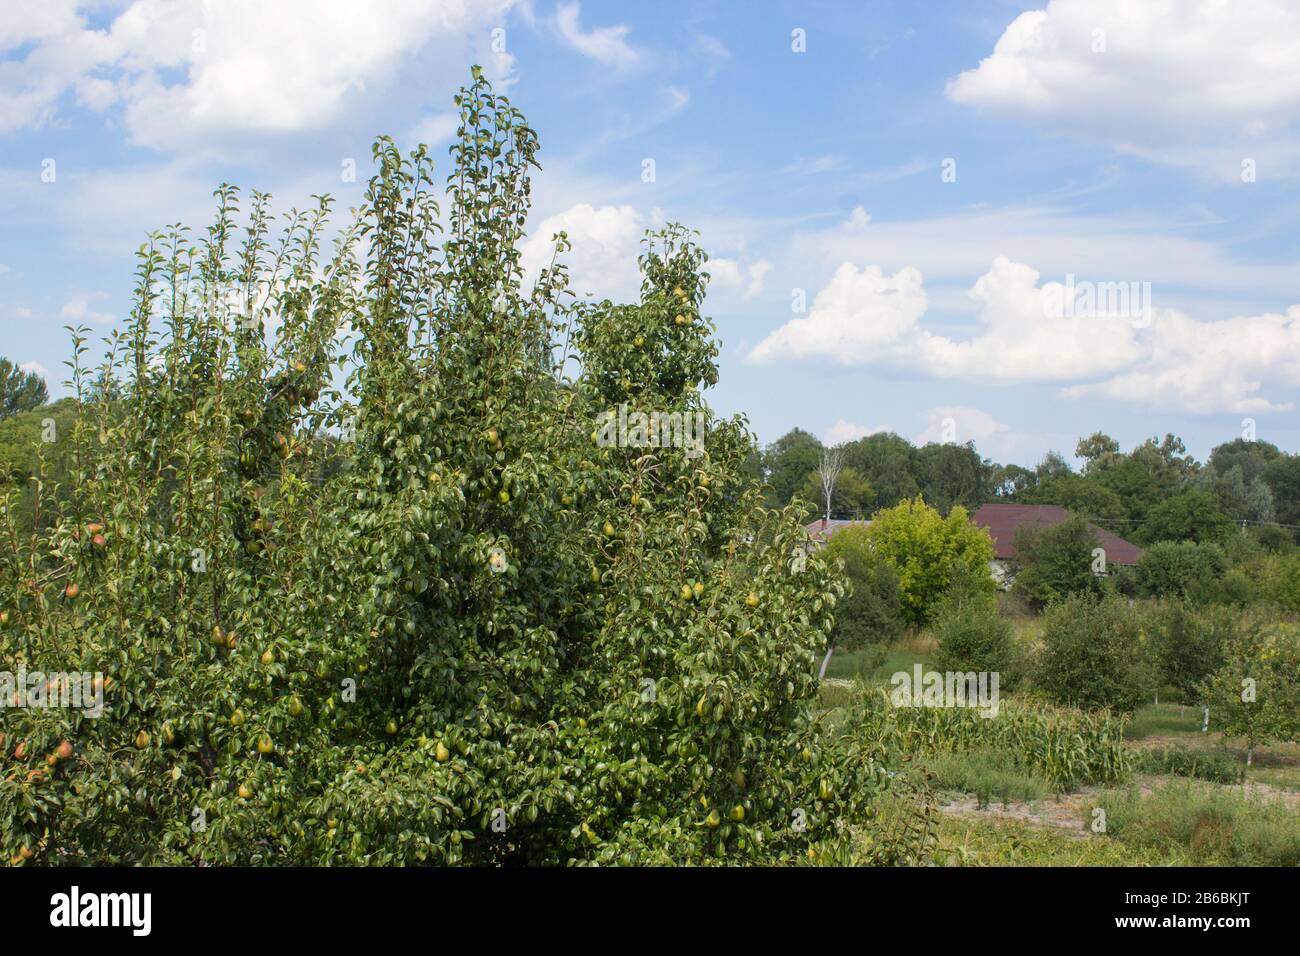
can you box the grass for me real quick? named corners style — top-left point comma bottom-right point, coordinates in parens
top-left (917, 750), bottom-right (1049, 808)
top-left (931, 815), bottom-right (1183, 866)
top-left (1125, 702), bottom-right (1206, 739)
top-left (823, 631), bottom-right (935, 683)
top-left (1092, 782), bottom-right (1300, 866)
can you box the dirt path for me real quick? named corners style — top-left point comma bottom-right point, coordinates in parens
top-left (936, 773), bottom-right (1300, 837)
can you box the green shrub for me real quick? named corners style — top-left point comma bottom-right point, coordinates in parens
top-left (931, 587), bottom-right (1019, 689)
top-left (1036, 593), bottom-right (1153, 713)
top-left (860, 497), bottom-right (995, 626)
top-left (1148, 602), bottom-right (1230, 707)
top-left (1136, 540), bottom-right (1227, 599)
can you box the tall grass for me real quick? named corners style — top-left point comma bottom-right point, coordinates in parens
top-left (855, 688), bottom-right (1132, 792)
top-left (1094, 782), bottom-right (1300, 866)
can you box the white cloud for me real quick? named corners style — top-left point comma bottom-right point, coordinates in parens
top-left (709, 258), bottom-right (772, 300)
top-left (20, 360), bottom-right (49, 378)
top-left (822, 419), bottom-right (890, 446)
top-left (746, 261), bottom-right (928, 365)
top-left (916, 407), bottom-right (1010, 448)
top-left (0, 0), bottom-right (517, 150)
top-left (946, 0), bottom-right (1300, 176)
top-left (520, 202), bottom-right (646, 302)
top-left (748, 255), bottom-right (1300, 414)
top-left (553, 2), bottom-right (640, 69)
top-left (1064, 305), bottom-right (1300, 414)
top-left (60, 290), bottom-right (114, 324)
top-left (844, 205), bottom-right (871, 228)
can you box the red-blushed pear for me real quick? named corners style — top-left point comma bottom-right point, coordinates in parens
top-left (64, 582), bottom-right (79, 600)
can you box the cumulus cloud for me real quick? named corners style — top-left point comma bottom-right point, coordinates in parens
top-left (747, 261), bottom-right (928, 366)
top-left (748, 255), bottom-right (1300, 414)
top-left (520, 202), bottom-right (647, 302)
top-left (946, 0), bottom-right (1300, 176)
top-left (1063, 305), bottom-right (1300, 414)
top-left (0, 0), bottom-right (517, 149)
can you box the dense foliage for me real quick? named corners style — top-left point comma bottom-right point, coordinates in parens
top-left (0, 71), bottom-right (930, 867)
top-left (858, 498), bottom-right (994, 627)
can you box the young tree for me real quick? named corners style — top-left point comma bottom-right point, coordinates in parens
top-left (1202, 624), bottom-right (1300, 764)
top-left (814, 444), bottom-right (845, 522)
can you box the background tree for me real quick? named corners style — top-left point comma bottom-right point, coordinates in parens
top-left (0, 358), bottom-right (48, 421)
top-left (813, 444), bottom-right (844, 521)
top-left (1010, 515), bottom-right (1102, 607)
top-left (760, 427), bottom-right (821, 507)
top-left (861, 496), bottom-right (994, 626)
top-left (823, 526), bottom-right (905, 649)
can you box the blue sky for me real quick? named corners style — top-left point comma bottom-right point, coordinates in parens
top-left (3, 0), bottom-right (1300, 466)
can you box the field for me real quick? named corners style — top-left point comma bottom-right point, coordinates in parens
top-left (816, 639), bottom-right (1300, 867)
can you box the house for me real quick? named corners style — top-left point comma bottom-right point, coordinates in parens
top-left (803, 517), bottom-right (871, 546)
top-left (970, 503), bottom-right (1142, 586)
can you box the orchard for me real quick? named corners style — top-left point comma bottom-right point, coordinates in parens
top-left (0, 69), bottom-right (930, 866)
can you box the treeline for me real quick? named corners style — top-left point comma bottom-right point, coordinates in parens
top-left (750, 427), bottom-right (1300, 545)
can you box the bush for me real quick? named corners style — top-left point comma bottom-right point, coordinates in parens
top-left (1010, 515), bottom-right (1102, 607)
top-left (823, 526), bottom-right (905, 649)
top-left (1136, 540), bottom-right (1227, 599)
top-left (0, 71), bottom-right (929, 867)
top-left (861, 497), bottom-right (995, 626)
top-left (1147, 602), bottom-right (1230, 706)
top-left (1249, 523), bottom-right (1294, 554)
top-left (931, 586), bottom-right (1019, 689)
top-left (1035, 593), bottom-right (1152, 713)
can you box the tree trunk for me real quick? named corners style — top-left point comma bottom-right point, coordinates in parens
top-left (1201, 706), bottom-right (1210, 733)
top-left (818, 645), bottom-right (834, 681)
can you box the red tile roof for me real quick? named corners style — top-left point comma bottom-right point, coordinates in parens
top-left (970, 503), bottom-right (1143, 566)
